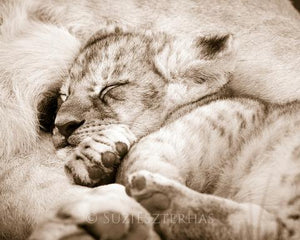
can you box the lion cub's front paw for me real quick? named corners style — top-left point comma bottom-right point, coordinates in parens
top-left (66, 124), bottom-right (136, 187)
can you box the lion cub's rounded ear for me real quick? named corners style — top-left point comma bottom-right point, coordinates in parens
top-left (154, 33), bottom-right (236, 107)
top-left (153, 33), bottom-right (236, 82)
top-left (194, 34), bottom-right (235, 59)
top-left (83, 24), bottom-right (130, 49)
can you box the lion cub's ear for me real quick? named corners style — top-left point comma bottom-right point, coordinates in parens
top-left (154, 33), bottom-right (236, 106)
top-left (195, 34), bottom-right (235, 60)
top-left (154, 33), bottom-right (236, 81)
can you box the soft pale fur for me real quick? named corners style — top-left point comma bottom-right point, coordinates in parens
top-left (0, 0), bottom-right (300, 239)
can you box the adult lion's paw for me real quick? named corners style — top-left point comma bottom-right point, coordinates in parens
top-left (65, 124), bottom-right (136, 187)
top-left (29, 184), bottom-right (160, 240)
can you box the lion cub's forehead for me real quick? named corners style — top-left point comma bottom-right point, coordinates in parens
top-left (65, 33), bottom-right (157, 95)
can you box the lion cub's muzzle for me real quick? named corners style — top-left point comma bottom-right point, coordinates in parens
top-left (55, 115), bottom-right (85, 139)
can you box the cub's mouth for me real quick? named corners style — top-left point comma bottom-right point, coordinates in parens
top-left (52, 119), bottom-right (122, 150)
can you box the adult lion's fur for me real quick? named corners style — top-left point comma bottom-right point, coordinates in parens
top-left (0, 0), bottom-right (299, 239)
top-left (0, 2), bottom-right (82, 239)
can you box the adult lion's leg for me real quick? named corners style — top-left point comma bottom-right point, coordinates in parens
top-left (126, 170), bottom-right (279, 240)
top-left (30, 184), bottom-right (160, 240)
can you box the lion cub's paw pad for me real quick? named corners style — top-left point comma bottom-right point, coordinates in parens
top-left (66, 125), bottom-right (136, 187)
top-left (126, 171), bottom-right (171, 212)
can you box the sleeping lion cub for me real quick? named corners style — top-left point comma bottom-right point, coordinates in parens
top-left (32, 26), bottom-right (300, 240)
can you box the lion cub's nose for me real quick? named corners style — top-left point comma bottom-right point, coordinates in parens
top-left (55, 116), bottom-right (84, 138)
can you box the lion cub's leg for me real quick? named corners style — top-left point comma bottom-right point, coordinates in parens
top-left (126, 171), bottom-right (278, 240)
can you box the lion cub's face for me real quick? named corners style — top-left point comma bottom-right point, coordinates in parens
top-left (55, 26), bottom-right (235, 146)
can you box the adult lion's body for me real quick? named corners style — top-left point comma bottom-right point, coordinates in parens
top-left (0, 0), bottom-right (299, 239)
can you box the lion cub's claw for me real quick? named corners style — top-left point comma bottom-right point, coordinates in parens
top-left (66, 124), bottom-right (136, 187)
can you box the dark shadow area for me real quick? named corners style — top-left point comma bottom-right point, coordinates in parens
top-left (292, 0), bottom-right (300, 12)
